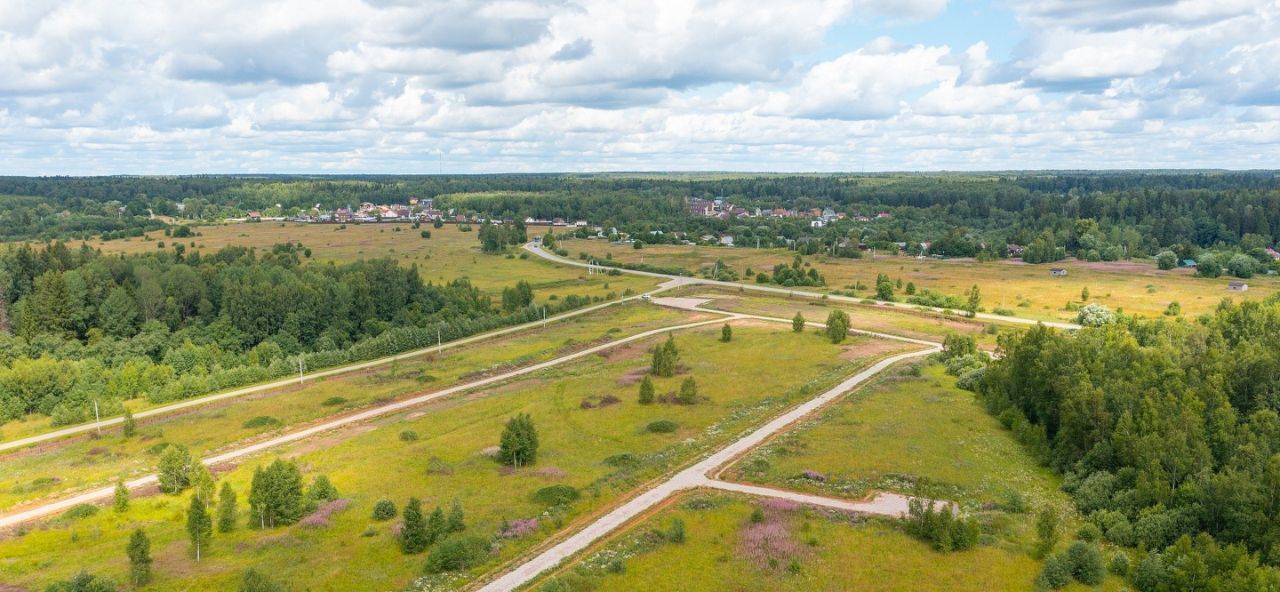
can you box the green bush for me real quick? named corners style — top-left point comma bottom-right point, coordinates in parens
top-left (423, 535), bottom-right (490, 574)
top-left (371, 498), bottom-right (397, 521)
top-left (1065, 542), bottom-right (1105, 585)
top-left (646, 420), bottom-right (678, 433)
top-left (1109, 552), bottom-right (1130, 576)
top-left (63, 503), bottom-right (100, 521)
top-left (399, 430), bottom-right (419, 442)
top-left (321, 396), bottom-right (347, 407)
top-left (242, 416), bottom-right (281, 429)
top-left (1036, 553), bottom-right (1072, 589)
top-left (531, 485), bottom-right (580, 507)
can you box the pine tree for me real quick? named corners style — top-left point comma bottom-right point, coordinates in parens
top-left (127, 528), bottom-right (152, 585)
top-left (446, 498), bottom-right (466, 533)
top-left (678, 377), bottom-right (698, 405)
top-left (638, 376), bottom-right (655, 405)
top-left (114, 479), bottom-right (129, 513)
top-left (217, 482), bottom-right (238, 533)
top-left (121, 407), bottom-right (137, 438)
top-left (825, 310), bottom-right (851, 343)
top-left (669, 517), bottom-right (686, 543)
top-left (792, 312), bottom-right (805, 332)
top-left (426, 506), bottom-right (447, 545)
top-left (401, 498), bottom-right (429, 554)
top-left (187, 494), bottom-right (213, 561)
top-left (720, 323), bottom-right (732, 342)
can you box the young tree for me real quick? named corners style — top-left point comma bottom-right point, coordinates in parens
top-left (121, 407), bottom-right (136, 438)
top-left (113, 479), bottom-right (129, 513)
top-left (638, 375), bottom-right (655, 405)
top-left (401, 497), bottom-right (429, 554)
top-left (127, 528), bottom-right (152, 586)
top-left (498, 413), bottom-right (539, 467)
top-left (1080, 286), bottom-right (1090, 301)
top-left (875, 274), bottom-right (895, 301)
top-left (309, 474), bottom-right (339, 502)
top-left (1156, 250), bottom-right (1178, 270)
top-left (669, 517), bottom-right (686, 543)
top-left (447, 498), bottom-right (466, 533)
top-left (186, 494), bottom-right (213, 561)
top-left (965, 284), bottom-right (981, 318)
top-left (217, 482), bottom-right (238, 533)
top-left (720, 323), bottom-right (732, 342)
top-left (1034, 509), bottom-right (1060, 559)
top-left (678, 377), bottom-right (698, 405)
top-left (427, 506), bottom-right (447, 544)
top-left (825, 310), bottom-right (851, 343)
top-left (190, 462), bottom-right (216, 508)
top-left (792, 312), bottom-right (805, 332)
top-left (157, 444), bottom-right (193, 494)
top-left (248, 459), bottom-right (305, 528)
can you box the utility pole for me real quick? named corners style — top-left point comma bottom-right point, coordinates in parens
top-left (93, 400), bottom-right (101, 435)
top-left (542, 307), bottom-right (547, 329)
top-left (437, 327), bottom-right (442, 355)
top-left (297, 357), bottom-right (305, 384)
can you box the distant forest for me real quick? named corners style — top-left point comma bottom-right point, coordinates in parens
top-left (2, 172), bottom-right (1279, 263)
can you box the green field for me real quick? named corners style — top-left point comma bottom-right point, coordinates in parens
top-left (567, 239), bottom-right (1278, 321)
top-left (0, 323), bottom-right (906, 591)
top-left (668, 286), bottom-right (1010, 349)
top-left (0, 304), bottom-right (700, 513)
top-left (87, 223), bottom-right (660, 301)
top-left (536, 364), bottom-right (1125, 592)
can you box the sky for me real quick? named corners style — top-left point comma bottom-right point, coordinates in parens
top-left (0, 0), bottom-right (1277, 174)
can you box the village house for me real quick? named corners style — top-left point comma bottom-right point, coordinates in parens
top-left (1050, 268), bottom-right (1068, 277)
top-left (1228, 281), bottom-right (1249, 292)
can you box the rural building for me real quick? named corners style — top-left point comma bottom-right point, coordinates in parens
top-left (1228, 282), bottom-right (1249, 292)
top-left (1050, 268), bottom-right (1068, 277)
top-left (1181, 259), bottom-right (1197, 267)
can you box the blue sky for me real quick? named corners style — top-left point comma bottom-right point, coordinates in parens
top-left (0, 0), bottom-right (1276, 174)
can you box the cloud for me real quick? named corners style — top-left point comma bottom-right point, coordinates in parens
top-left (0, 0), bottom-right (1275, 173)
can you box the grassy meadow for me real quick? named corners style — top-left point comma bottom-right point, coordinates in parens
top-left (536, 364), bottom-right (1125, 592)
top-left (86, 223), bottom-right (660, 301)
top-left (566, 239), bottom-right (1278, 321)
top-left (670, 286), bottom-right (1010, 349)
top-left (0, 304), bottom-right (700, 513)
top-left (0, 323), bottom-right (909, 591)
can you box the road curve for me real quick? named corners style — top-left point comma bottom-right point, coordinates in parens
top-left (0, 315), bottom-right (734, 530)
top-left (525, 242), bottom-right (1082, 331)
top-left (475, 345), bottom-right (938, 592)
top-left (1, 283), bottom-right (674, 453)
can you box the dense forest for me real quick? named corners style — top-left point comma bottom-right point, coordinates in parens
top-left (977, 295), bottom-right (1280, 589)
top-left (0, 242), bottom-right (594, 426)
top-left (3, 173), bottom-right (1278, 268)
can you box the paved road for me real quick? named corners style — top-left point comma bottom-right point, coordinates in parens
top-left (526, 243), bottom-right (1082, 331)
top-left (475, 345), bottom-right (938, 592)
top-left (1, 283), bottom-right (676, 453)
top-left (0, 315), bottom-right (734, 530)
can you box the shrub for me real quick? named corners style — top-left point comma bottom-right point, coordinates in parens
top-left (321, 396), bottom-right (347, 407)
top-left (1065, 541), bottom-right (1105, 585)
top-left (242, 416), bottom-right (281, 429)
top-left (43, 571), bottom-right (118, 592)
top-left (372, 499), bottom-right (397, 521)
top-left (423, 535), bottom-right (490, 573)
top-left (603, 453), bottom-right (640, 468)
top-left (1037, 553), bottom-right (1072, 589)
top-left (1077, 522), bottom-right (1102, 542)
top-left (1109, 551), bottom-right (1130, 576)
top-left (239, 568), bottom-right (285, 592)
top-left (63, 503), bottom-right (100, 521)
top-left (531, 485), bottom-right (580, 507)
top-left (646, 420), bottom-right (678, 433)
top-left (399, 430), bottom-right (419, 442)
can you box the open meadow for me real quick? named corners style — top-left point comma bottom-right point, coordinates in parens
top-left (0, 304), bottom-right (699, 513)
top-left (567, 239), bottom-right (1278, 321)
top-left (534, 363), bottom-right (1125, 592)
top-left (0, 322), bottom-right (911, 591)
top-left (87, 223), bottom-right (659, 301)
